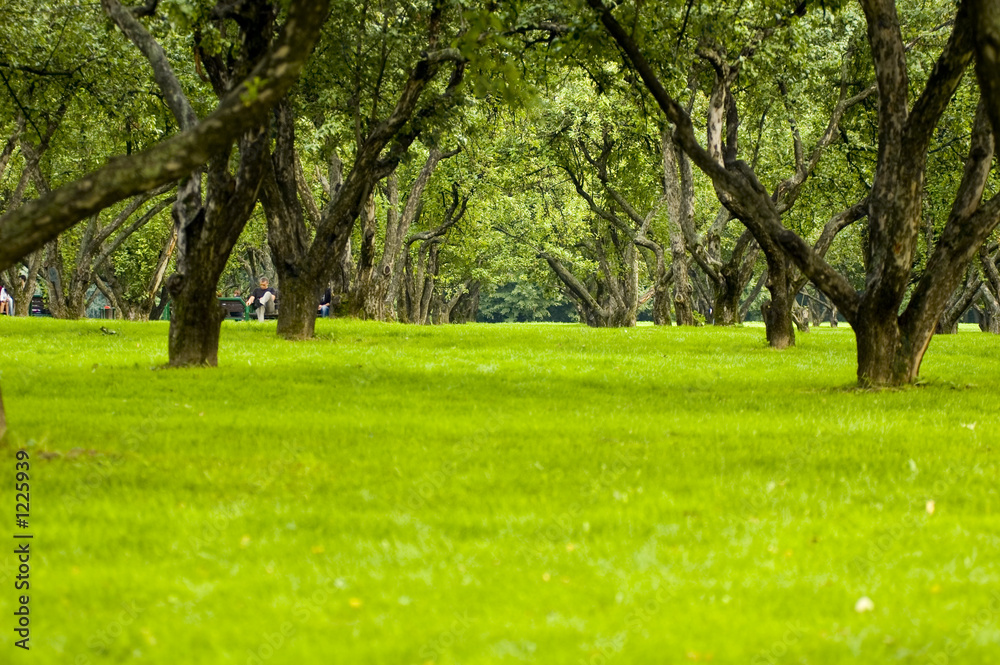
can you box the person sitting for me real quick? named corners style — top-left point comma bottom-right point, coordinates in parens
top-left (318, 287), bottom-right (332, 318)
top-left (246, 277), bottom-right (277, 322)
top-left (0, 282), bottom-right (13, 316)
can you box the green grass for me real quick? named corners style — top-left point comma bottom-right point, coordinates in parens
top-left (1, 317), bottom-right (998, 664)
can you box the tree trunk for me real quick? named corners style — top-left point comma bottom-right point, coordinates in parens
top-left (352, 193), bottom-right (383, 319)
top-left (713, 268), bottom-right (742, 326)
top-left (979, 286), bottom-right (1000, 333)
top-left (275, 274), bottom-right (319, 339)
top-left (7, 250), bottom-right (43, 316)
top-left (167, 276), bottom-right (223, 367)
top-left (354, 268), bottom-right (390, 320)
top-left (651, 271), bottom-right (673, 326)
top-left (63, 282), bottom-right (89, 320)
top-left (761, 259), bottom-right (795, 349)
top-left (855, 316), bottom-right (925, 387)
top-left (662, 131), bottom-right (698, 325)
top-left (150, 284), bottom-right (170, 321)
top-left (792, 304), bottom-right (811, 332)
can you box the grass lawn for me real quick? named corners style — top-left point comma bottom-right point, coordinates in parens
top-left (1, 317), bottom-right (998, 664)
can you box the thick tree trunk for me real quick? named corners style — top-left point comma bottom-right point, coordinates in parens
top-left (275, 274), bottom-right (319, 339)
top-left (713, 270), bottom-right (742, 326)
top-left (167, 276), bottom-right (223, 367)
top-left (353, 269), bottom-right (390, 320)
top-left (448, 282), bottom-right (480, 323)
top-left (761, 260), bottom-right (795, 349)
top-left (352, 194), bottom-right (383, 319)
top-left (63, 283), bottom-right (89, 320)
top-left (672, 287), bottom-right (696, 326)
top-left (855, 316), bottom-right (925, 387)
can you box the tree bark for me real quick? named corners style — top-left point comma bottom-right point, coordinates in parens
top-left (978, 286), bottom-right (1000, 333)
top-left (714, 263), bottom-right (743, 326)
top-left (761, 257), bottom-right (795, 349)
top-left (167, 277), bottom-right (223, 366)
top-left (650, 263), bottom-right (673, 326)
top-left (275, 274), bottom-right (319, 339)
top-left (661, 129), bottom-right (697, 325)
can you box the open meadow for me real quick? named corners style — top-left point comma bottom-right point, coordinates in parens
top-left (1, 318), bottom-right (998, 664)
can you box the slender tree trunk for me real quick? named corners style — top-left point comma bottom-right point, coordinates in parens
top-left (352, 193), bottom-right (383, 319)
top-left (662, 131), bottom-right (697, 325)
top-left (7, 250), bottom-right (42, 316)
top-left (150, 284), bottom-right (170, 321)
top-left (978, 282), bottom-right (1000, 333)
top-left (792, 303), bottom-right (811, 332)
top-left (651, 265), bottom-right (673, 326)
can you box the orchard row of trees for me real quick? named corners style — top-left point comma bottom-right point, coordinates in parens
top-left (1, 0), bottom-right (999, 386)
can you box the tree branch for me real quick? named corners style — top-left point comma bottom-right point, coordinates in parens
top-left (0, 0), bottom-right (331, 272)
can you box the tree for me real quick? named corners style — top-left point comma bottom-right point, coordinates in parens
top-left (586, 0), bottom-right (1000, 385)
top-left (0, 0), bottom-right (331, 302)
top-left (261, 0), bottom-right (469, 339)
top-left (399, 182), bottom-right (470, 323)
top-left (353, 146), bottom-right (460, 320)
top-left (97, 0), bottom-right (332, 365)
top-left (43, 185), bottom-right (173, 319)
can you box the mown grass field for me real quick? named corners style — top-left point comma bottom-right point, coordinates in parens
top-left (1, 317), bottom-right (998, 664)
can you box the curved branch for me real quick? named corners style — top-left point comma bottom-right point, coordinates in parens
top-left (0, 0), bottom-right (331, 272)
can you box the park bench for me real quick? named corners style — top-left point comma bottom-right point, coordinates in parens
top-left (162, 297), bottom-right (277, 321)
top-left (219, 297), bottom-right (248, 321)
top-left (29, 295), bottom-right (50, 317)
